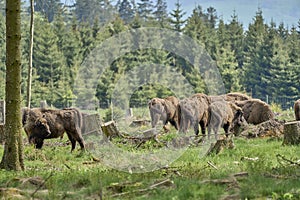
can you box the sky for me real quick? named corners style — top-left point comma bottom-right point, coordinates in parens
top-left (167, 0), bottom-right (300, 29)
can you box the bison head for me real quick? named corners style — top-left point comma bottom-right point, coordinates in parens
top-left (148, 98), bottom-right (167, 128)
top-left (27, 116), bottom-right (51, 148)
top-left (231, 109), bottom-right (248, 136)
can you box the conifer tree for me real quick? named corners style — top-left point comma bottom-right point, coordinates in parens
top-left (34, 0), bottom-right (62, 22)
top-left (118, 0), bottom-right (135, 24)
top-left (243, 9), bottom-right (267, 98)
top-left (153, 0), bottom-right (168, 27)
top-left (169, 0), bottom-right (186, 32)
top-left (137, 0), bottom-right (154, 22)
top-left (227, 11), bottom-right (244, 68)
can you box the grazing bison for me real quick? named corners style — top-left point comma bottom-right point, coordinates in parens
top-left (178, 93), bottom-right (210, 135)
top-left (23, 107), bottom-right (85, 151)
top-left (234, 99), bottom-right (274, 125)
top-left (207, 100), bottom-right (244, 140)
top-left (209, 92), bottom-right (251, 103)
top-left (294, 99), bottom-right (300, 121)
top-left (148, 96), bottom-right (179, 131)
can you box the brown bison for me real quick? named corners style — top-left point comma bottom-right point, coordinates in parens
top-left (148, 96), bottom-right (179, 131)
top-left (209, 92), bottom-right (251, 103)
top-left (178, 93), bottom-right (210, 135)
top-left (207, 100), bottom-right (244, 140)
top-left (294, 99), bottom-right (300, 121)
top-left (23, 107), bottom-right (85, 151)
top-left (234, 99), bottom-right (274, 125)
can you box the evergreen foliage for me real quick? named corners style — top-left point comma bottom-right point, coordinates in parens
top-left (0, 2), bottom-right (298, 110)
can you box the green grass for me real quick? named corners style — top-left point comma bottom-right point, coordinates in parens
top-left (0, 131), bottom-right (300, 199)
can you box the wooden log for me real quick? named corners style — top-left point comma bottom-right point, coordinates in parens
top-left (283, 121), bottom-right (300, 145)
top-left (129, 119), bottom-right (150, 127)
top-left (101, 121), bottom-right (120, 139)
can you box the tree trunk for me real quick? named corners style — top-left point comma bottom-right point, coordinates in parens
top-left (0, 0), bottom-right (24, 170)
top-left (26, 0), bottom-right (34, 108)
top-left (283, 121), bottom-right (300, 145)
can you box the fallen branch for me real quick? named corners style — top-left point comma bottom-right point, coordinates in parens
top-left (207, 161), bottom-right (218, 170)
top-left (31, 172), bottom-right (54, 198)
top-left (276, 154), bottom-right (300, 167)
top-left (110, 178), bottom-right (174, 198)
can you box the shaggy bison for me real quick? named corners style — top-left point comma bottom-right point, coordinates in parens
top-left (23, 107), bottom-right (85, 151)
top-left (178, 93), bottom-right (210, 135)
top-left (209, 92), bottom-right (251, 103)
top-left (294, 99), bottom-right (300, 121)
top-left (148, 96), bottom-right (179, 131)
top-left (234, 99), bottom-right (274, 125)
top-left (207, 100), bottom-right (244, 140)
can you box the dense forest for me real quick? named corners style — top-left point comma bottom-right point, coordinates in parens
top-left (0, 0), bottom-right (299, 110)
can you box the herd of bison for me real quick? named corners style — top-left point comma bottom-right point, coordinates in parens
top-left (21, 92), bottom-right (300, 151)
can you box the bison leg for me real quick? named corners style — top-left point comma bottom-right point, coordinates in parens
top-left (35, 139), bottom-right (44, 149)
top-left (66, 133), bottom-right (77, 152)
top-left (223, 123), bottom-right (230, 138)
top-left (193, 120), bottom-right (200, 136)
top-left (199, 121), bottom-right (206, 136)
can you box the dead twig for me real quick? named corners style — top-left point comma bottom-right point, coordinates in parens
top-left (207, 161), bottom-right (218, 170)
top-left (110, 178), bottom-right (174, 198)
top-left (31, 172), bottom-right (54, 198)
top-left (276, 154), bottom-right (300, 167)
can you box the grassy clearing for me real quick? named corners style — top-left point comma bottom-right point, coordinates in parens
top-left (0, 134), bottom-right (299, 199)
top-left (0, 109), bottom-right (299, 199)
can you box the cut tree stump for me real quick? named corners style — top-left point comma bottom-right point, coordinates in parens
top-left (206, 137), bottom-right (235, 155)
top-left (101, 121), bottom-right (120, 140)
top-left (283, 121), bottom-right (300, 145)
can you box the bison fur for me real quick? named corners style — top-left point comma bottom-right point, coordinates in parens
top-left (24, 107), bottom-right (85, 151)
top-left (148, 96), bottom-right (179, 131)
top-left (234, 99), bottom-right (274, 125)
top-left (207, 100), bottom-right (244, 140)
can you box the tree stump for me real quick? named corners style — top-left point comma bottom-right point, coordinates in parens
top-left (101, 121), bottom-right (120, 140)
top-left (283, 121), bottom-right (300, 145)
top-left (206, 137), bottom-right (235, 155)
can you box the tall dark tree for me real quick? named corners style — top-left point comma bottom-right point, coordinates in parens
top-left (118, 0), bottom-right (135, 24)
top-left (185, 5), bottom-right (208, 43)
top-left (169, 0), bottom-right (186, 32)
top-left (75, 0), bottom-right (115, 24)
top-left (34, 0), bottom-right (62, 22)
top-left (153, 0), bottom-right (168, 27)
top-left (243, 9), bottom-right (267, 98)
top-left (137, 0), bottom-right (154, 22)
top-left (227, 11), bottom-right (244, 68)
top-left (0, 0), bottom-right (24, 171)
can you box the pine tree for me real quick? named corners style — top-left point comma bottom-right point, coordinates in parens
top-left (137, 0), bottom-right (154, 22)
top-left (243, 9), bottom-right (267, 98)
top-left (33, 16), bottom-right (67, 107)
top-left (118, 0), bottom-right (135, 24)
top-left (153, 0), bottom-right (168, 27)
top-left (75, 0), bottom-right (114, 24)
top-left (227, 11), bottom-right (244, 68)
top-left (34, 0), bottom-right (62, 22)
top-left (185, 5), bottom-right (208, 44)
top-left (169, 0), bottom-right (186, 32)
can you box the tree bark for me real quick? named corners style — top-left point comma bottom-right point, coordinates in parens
top-left (283, 121), bottom-right (300, 145)
top-left (0, 0), bottom-right (24, 170)
top-left (26, 0), bottom-right (34, 108)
